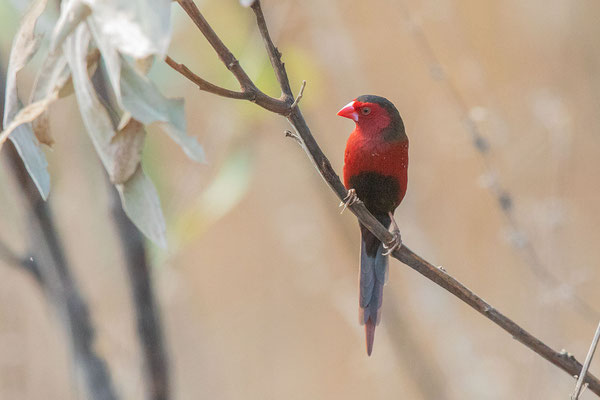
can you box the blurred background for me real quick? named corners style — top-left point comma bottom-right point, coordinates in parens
top-left (1, 0), bottom-right (600, 398)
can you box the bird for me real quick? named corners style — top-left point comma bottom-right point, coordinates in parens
top-left (337, 95), bottom-right (408, 356)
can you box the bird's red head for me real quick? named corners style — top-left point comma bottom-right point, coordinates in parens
top-left (337, 95), bottom-right (405, 139)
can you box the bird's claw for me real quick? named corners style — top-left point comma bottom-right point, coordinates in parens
top-left (382, 231), bottom-right (402, 256)
top-left (339, 189), bottom-right (359, 214)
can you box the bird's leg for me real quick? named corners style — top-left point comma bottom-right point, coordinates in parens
top-left (339, 188), bottom-right (359, 214)
top-left (382, 211), bottom-right (402, 256)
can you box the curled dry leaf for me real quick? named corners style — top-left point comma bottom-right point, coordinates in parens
top-left (0, 96), bottom-right (61, 146)
top-left (27, 48), bottom-right (100, 146)
top-left (2, 48), bottom-right (101, 148)
top-left (109, 118), bottom-right (146, 184)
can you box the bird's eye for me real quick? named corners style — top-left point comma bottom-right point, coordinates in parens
top-left (361, 107), bottom-right (371, 115)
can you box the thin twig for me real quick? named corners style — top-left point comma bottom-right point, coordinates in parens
top-left (290, 80), bottom-right (306, 110)
top-left (171, 0), bottom-right (600, 396)
top-left (284, 129), bottom-right (302, 145)
top-left (110, 181), bottom-right (170, 400)
top-left (250, 0), bottom-right (294, 100)
top-left (175, 0), bottom-right (255, 90)
top-left (165, 55), bottom-right (251, 100)
top-left (572, 321), bottom-right (600, 399)
top-left (174, 0), bottom-right (293, 115)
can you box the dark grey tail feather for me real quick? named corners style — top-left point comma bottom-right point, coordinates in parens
top-left (359, 241), bottom-right (387, 325)
top-left (358, 216), bottom-right (391, 355)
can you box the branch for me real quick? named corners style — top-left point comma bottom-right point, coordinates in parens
top-left (109, 182), bottom-right (170, 400)
top-left (172, 0), bottom-right (295, 115)
top-left (92, 65), bottom-right (170, 400)
top-left (165, 55), bottom-right (251, 100)
top-left (172, 0), bottom-right (600, 396)
top-left (175, 0), bottom-right (255, 90)
top-left (250, 1), bottom-right (294, 100)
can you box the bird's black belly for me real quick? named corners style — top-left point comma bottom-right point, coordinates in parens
top-left (348, 171), bottom-right (400, 216)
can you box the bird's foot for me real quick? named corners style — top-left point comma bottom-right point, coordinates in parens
top-left (382, 231), bottom-right (402, 256)
top-left (339, 189), bottom-right (359, 214)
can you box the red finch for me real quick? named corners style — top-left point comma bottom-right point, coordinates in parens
top-left (337, 95), bottom-right (408, 355)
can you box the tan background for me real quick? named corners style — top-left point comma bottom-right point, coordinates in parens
top-left (1, 0), bottom-right (599, 398)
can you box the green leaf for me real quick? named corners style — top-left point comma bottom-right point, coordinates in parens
top-left (50, 0), bottom-right (91, 53)
top-left (117, 166), bottom-right (167, 248)
top-left (9, 125), bottom-right (50, 199)
top-left (2, 0), bottom-right (51, 199)
top-left (63, 25), bottom-right (117, 173)
top-left (119, 58), bottom-right (206, 163)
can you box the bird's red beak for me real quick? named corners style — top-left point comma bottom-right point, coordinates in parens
top-left (337, 101), bottom-right (359, 122)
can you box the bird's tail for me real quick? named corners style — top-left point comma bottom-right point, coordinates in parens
top-left (359, 215), bottom-right (391, 356)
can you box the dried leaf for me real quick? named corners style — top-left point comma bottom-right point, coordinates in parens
top-left (117, 166), bottom-right (167, 248)
top-left (109, 118), bottom-right (146, 184)
top-left (27, 49), bottom-right (100, 146)
top-left (119, 59), bottom-right (206, 163)
top-left (2, 0), bottom-right (51, 199)
top-left (0, 93), bottom-right (60, 146)
top-left (32, 113), bottom-right (51, 146)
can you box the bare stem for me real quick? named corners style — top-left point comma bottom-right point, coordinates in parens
top-left (93, 66), bottom-right (170, 400)
top-left (290, 80), bottom-right (306, 110)
top-left (110, 182), bottom-right (170, 400)
top-left (165, 55), bottom-right (252, 100)
top-left (250, 0), bottom-right (294, 100)
top-left (172, 0), bottom-right (600, 396)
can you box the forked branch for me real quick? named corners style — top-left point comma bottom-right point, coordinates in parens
top-left (167, 0), bottom-right (600, 396)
